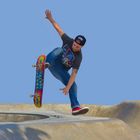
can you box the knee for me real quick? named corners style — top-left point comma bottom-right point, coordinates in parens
top-left (46, 53), bottom-right (53, 64)
top-left (46, 48), bottom-right (62, 64)
top-left (46, 53), bottom-right (55, 66)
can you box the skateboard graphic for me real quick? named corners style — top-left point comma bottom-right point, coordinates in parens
top-left (32, 55), bottom-right (48, 108)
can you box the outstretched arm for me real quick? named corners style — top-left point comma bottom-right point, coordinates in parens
top-left (45, 10), bottom-right (64, 37)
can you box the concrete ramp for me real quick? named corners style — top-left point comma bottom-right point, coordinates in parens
top-left (0, 102), bottom-right (139, 140)
top-left (86, 101), bottom-right (140, 131)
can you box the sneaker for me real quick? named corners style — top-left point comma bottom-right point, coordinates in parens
top-left (72, 107), bottom-right (89, 115)
top-left (45, 62), bottom-right (50, 68)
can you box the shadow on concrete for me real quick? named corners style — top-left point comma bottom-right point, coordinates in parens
top-left (24, 127), bottom-right (51, 140)
top-left (0, 124), bottom-right (51, 140)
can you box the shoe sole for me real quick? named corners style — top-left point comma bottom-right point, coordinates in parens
top-left (72, 107), bottom-right (89, 115)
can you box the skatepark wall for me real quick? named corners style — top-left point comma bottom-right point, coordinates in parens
top-left (0, 101), bottom-right (140, 140)
top-left (86, 100), bottom-right (140, 131)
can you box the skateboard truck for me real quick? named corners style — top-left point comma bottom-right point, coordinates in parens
top-left (32, 62), bottom-right (50, 68)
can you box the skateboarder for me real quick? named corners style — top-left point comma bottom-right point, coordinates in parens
top-left (45, 10), bottom-right (89, 115)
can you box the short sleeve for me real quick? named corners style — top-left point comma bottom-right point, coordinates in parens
top-left (61, 33), bottom-right (73, 45)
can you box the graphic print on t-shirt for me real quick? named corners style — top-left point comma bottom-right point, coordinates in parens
top-left (62, 44), bottom-right (75, 68)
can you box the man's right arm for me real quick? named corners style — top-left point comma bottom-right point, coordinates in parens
top-left (45, 10), bottom-right (64, 37)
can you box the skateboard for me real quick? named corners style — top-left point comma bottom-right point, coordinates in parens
top-left (32, 55), bottom-right (47, 108)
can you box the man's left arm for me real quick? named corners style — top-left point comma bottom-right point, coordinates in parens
top-left (60, 69), bottom-right (78, 95)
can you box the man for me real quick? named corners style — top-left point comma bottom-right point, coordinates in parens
top-left (45, 10), bottom-right (89, 115)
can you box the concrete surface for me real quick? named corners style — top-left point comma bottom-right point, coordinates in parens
top-left (0, 101), bottom-right (140, 140)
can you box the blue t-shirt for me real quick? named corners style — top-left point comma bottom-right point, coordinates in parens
top-left (61, 33), bottom-right (82, 70)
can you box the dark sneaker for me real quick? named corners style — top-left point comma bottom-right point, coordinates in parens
top-left (45, 62), bottom-right (50, 68)
top-left (72, 107), bottom-right (89, 115)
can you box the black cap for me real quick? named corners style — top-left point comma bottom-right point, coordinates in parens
top-left (74, 35), bottom-right (86, 46)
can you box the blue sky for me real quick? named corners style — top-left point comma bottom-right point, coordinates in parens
top-left (0, 0), bottom-right (140, 105)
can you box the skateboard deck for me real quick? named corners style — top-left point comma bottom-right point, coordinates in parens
top-left (33, 55), bottom-right (46, 108)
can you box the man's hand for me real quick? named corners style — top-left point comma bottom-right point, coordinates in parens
top-left (60, 86), bottom-right (70, 95)
top-left (45, 9), bottom-right (64, 37)
top-left (60, 69), bottom-right (78, 95)
top-left (45, 10), bottom-right (53, 21)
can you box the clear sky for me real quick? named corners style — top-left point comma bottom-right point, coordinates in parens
top-left (0, 0), bottom-right (140, 105)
